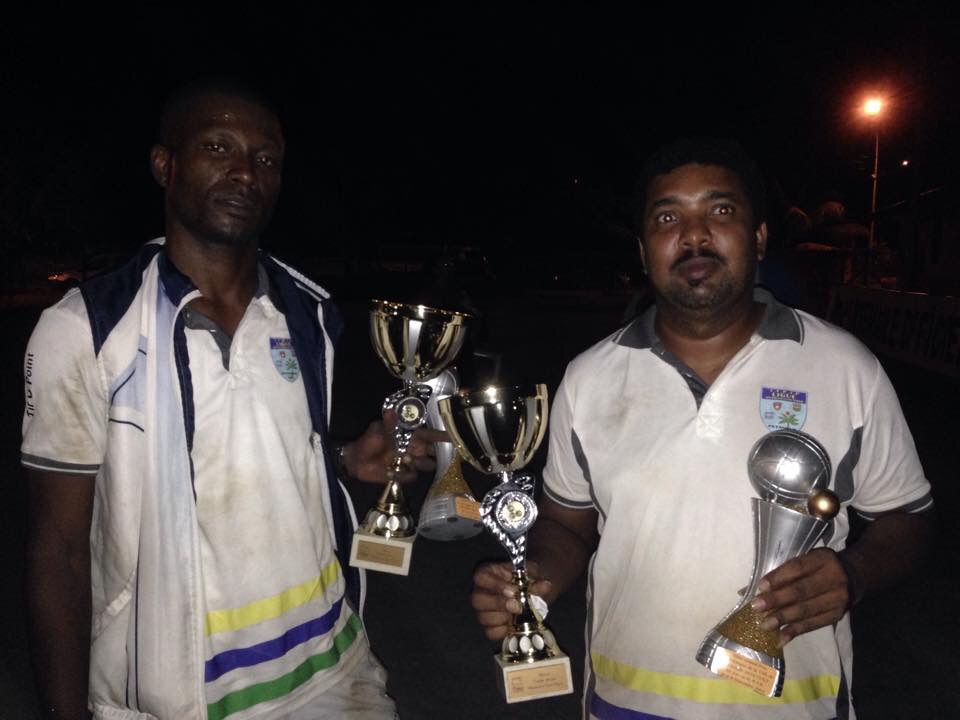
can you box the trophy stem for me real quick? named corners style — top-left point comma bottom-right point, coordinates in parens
top-left (375, 478), bottom-right (407, 515)
top-left (511, 570), bottom-right (541, 628)
top-left (359, 478), bottom-right (416, 538)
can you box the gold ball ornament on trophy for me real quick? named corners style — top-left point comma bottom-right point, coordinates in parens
top-left (439, 384), bottom-right (574, 703)
top-left (695, 429), bottom-right (841, 697)
top-left (348, 300), bottom-right (471, 576)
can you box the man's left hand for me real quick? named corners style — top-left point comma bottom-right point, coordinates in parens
top-left (749, 547), bottom-right (850, 647)
top-left (340, 409), bottom-right (448, 484)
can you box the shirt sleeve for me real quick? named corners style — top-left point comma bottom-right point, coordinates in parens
top-left (542, 368), bottom-right (595, 509)
top-left (850, 357), bottom-right (932, 517)
top-left (21, 292), bottom-right (106, 474)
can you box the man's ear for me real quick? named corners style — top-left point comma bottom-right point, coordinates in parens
top-left (150, 145), bottom-right (172, 188)
top-left (755, 222), bottom-right (768, 261)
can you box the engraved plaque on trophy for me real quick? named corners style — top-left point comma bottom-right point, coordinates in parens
top-left (349, 300), bottom-right (471, 576)
top-left (417, 368), bottom-right (484, 541)
top-left (439, 384), bottom-right (574, 703)
top-left (695, 429), bottom-right (841, 697)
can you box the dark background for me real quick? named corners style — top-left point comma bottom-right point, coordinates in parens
top-left (4, 3), bottom-right (960, 278)
top-left (2, 3), bottom-right (959, 718)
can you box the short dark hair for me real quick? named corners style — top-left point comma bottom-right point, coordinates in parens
top-left (633, 136), bottom-right (767, 233)
top-left (158, 76), bottom-right (279, 148)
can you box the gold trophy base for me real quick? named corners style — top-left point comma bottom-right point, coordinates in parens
top-left (495, 653), bottom-right (573, 703)
top-left (349, 530), bottom-right (415, 576)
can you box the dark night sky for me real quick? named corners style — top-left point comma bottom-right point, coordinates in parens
top-left (4, 2), bottom-right (959, 267)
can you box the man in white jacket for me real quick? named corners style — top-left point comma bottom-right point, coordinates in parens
top-left (23, 79), bottom-right (438, 720)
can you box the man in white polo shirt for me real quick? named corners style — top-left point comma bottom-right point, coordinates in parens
top-left (472, 137), bottom-right (934, 719)
top-left (22, 80), bottom-right (440, 719)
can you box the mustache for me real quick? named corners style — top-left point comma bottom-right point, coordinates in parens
top-left (670, 248), bottom-right (725, 270)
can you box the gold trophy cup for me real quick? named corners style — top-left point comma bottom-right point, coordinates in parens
top-left (349, 300), bottom-right (471, 576)
top-left (439, 384), bottom-right (574, 703)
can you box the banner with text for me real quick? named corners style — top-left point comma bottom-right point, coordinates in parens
top-left (827, 286), bottom-right (960, 381)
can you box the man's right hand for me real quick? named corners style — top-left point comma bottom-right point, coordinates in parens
top-left (471, 561), bottom-right (553, 641)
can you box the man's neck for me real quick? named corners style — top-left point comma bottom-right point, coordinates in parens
top-left (165, 231), bottom-right (260, 337)
top-left (654, 295), bottom-right (765, 386)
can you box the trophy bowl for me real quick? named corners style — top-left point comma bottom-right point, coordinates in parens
top-left (370, 299), bottom-right (472, 382)
top-left (696, 429), bottom-right (839, 697)
top-left (438, 384), bottom-right (548, 478)
top-left (439, 383), bottom-right (573, 703)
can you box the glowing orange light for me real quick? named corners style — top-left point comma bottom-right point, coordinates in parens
top-left (863, 97), bottom-right (884, 116)
top-left (901, 159), bottom-right (910, 167)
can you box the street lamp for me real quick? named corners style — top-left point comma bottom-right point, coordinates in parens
top-left (863, 96), bottom-right (884, 285)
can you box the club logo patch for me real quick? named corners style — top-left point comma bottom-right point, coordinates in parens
top-left (760, 387), bottom-right (807, 430)
top-left (270, 338), bottom-right (300, 382)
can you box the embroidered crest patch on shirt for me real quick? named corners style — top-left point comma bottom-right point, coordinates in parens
top-left (270, 338), bottom-right (300, 382)
top-left (760, 387), bottom-right (807, 430)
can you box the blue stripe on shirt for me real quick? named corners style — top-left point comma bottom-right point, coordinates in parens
top-left (205, 597), bottom-right (344, 682)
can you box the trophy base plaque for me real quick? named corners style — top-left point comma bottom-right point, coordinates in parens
top-left (349, 530), bottom-right (415, 576)
top-left (495, 653), bottom-right (573, 703)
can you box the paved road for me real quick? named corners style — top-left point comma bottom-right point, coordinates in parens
top-left (1, 286), bottom-right (956, 719)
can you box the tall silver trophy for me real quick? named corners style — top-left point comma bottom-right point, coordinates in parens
top-left (696, 429), bottom-right (840, 697)
top-left (439, 384), bottom-right (574, 703)
top-left (417, 368), bottom-right (484, 541)
top-left (349, 300), bottom-right (471, 576)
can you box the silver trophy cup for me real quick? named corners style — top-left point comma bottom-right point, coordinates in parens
top-left (696, 429), bottom-right (841, 697)
top-left (418, 368), bottom-right (483, 541)
top-left (349, 300), bottom-right (471, 576)
top-left (439, 384), bottom-right (574, 702)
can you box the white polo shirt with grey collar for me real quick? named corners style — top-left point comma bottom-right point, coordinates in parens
top-left (544, 289), bottom-right (931, 720)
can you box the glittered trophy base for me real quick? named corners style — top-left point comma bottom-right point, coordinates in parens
top-left (418, 456), bottom-right (483, 541)
top-left (696, 604), bottom-right (784, 697)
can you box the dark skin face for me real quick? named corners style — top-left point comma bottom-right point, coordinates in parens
top-left (150, 93), bottom-right (285, 249)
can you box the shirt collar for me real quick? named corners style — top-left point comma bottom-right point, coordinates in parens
top-left (615, 286), bottom-right (803, 349)
top-left (157, 248), bottom-right (277, 309)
